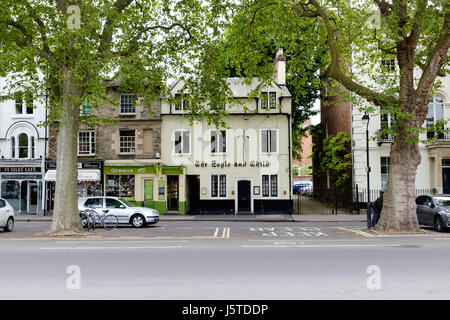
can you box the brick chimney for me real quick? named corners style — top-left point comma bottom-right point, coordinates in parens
top-left (274, 48), bottom-right (286, 85)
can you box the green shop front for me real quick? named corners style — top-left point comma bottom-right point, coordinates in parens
top-left (104, 162), bottom-right (185, 214)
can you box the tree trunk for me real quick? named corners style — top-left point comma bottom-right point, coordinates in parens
top-left (49, 71), bottom-right (82, 234)
top-left (376, 136), bottom-right (421, 232)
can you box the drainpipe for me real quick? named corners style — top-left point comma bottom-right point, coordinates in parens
top-left (287, 112), bottom-right (292, 214)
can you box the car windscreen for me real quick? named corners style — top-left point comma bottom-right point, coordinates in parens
top-left (433, 197), bottom-right (450, 207)
top-left (119, 199), bottom-right (137, 207)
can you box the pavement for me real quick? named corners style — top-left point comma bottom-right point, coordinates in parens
top-left (15, 213), bottom-right (367, 222)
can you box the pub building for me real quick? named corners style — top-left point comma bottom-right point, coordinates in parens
top-left (44, 160), bottom-right (104, 212)
top-left (160, 49), bottom-right (293, 214)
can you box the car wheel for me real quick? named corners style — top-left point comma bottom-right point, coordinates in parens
top-left (435, 216), bottom-right (445, 232)
top-left (4, 217), bottom-right (14, 232)
top-left (131, 214), bottom-right (146, 228)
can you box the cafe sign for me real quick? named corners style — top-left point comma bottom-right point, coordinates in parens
top-left (0, 167), bottom-right (41, 173)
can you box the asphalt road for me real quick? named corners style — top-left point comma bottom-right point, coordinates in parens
top-left (1, 221), bottom-right (450, 299)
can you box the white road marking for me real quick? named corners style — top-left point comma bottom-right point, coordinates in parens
top-left (334, 227), bottom-right (375, 237)
top-left (55, 240), bottom-right (190, 244)
top-left (226, 227), bottom-right (230, 239)
top-left (213, 228), bottom-right (220, 237)
top-left (41, 246), bottom-right (184, 250)
top-left (242, 244), bottom-right (402, 248)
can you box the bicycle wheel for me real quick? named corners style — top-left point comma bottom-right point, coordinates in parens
top-left (103, 214), bottom-right (118, 230)
top-left (80, 212), bottom-right (90, 229)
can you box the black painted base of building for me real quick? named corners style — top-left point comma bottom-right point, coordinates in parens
top-left (187, 200), bottom-right (293, 215)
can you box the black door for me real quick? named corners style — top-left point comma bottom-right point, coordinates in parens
top-left (237, 180), bottom-right (251, 212)
top-left (443, 168), bottom-right (450, 194)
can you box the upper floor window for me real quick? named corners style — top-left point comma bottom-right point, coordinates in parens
top-left (119, 130), bottom-right (135, 154)
top-left (261, 129), bottom-right (277, 153)
top-left (261, 92), bottom-right (277, 109)
top-left (211, 130), bottom-right (226, 153)
top-left (18, 133), bottom-right (29, 158)
top-left (15, 92), bottom-right (33, 115)
top-left (11, 137), bottom-right (15, 158)
top-left (78, 131), bottom-right (96, 156)
top-left (81, 100), bottom-right (92, 115)
top-left (174, 94), bottom-right (189, 111)
top-left (120, 94), bottom-right (136, 114)
top-left (427, 95), bottom-right (444, 139)
top-left (174, 130), bottom-right (190, 154)
top-left (381, 58), bottom-right (396, 72)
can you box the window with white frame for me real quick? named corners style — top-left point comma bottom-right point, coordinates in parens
top-left (261, 129), bottom-right (277, 153)
top-left (262, 174), bottom-right (278, 197)
top-left (427, 95), bottom-right (444, 139)
top-left (11, 137), bottom-right (15, 158)
top-left (18, 133), bottom-right (28, 158)
top-left (15, 92), bottom-right (33, 114)
top-left (78, 131), bottom-right (96, 155)
top-left (211, 130), bottom-right (226, 153)
top-left (261, 92), bottom-right (277, 109)
top-left (174, 130), bottom-right (190, 154)
top-left (381, 58), bottom-right (396, 72)
top-left (120, 94), bottom-right (136, 114)
top-left (211, 174), bottom-right (227, 198)
top-left (119, 130), bottom-right (135, 153)
top-left (381, 157), bottom-right (390, 190)
top-left (174, 94), bottom-right (189, 111)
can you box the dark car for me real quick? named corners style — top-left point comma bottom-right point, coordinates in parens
top-left (415, 195), bottom-right (450, 232)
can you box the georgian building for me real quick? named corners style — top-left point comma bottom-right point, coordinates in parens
top-left (0, 77), bottom-right (47, 215)
top-left (160, 50), bottom-right (293, 214)
top-left (45, 80), bottom-right (164, 213)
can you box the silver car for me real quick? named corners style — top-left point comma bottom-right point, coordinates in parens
top-left (0, 198), bottom-right (14, 232)
top-left (78, 196), bottom-right (159, 228)
top-left (416, 194), bottom-right (450, 232)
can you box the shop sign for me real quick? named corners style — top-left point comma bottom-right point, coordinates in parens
top-left (104, 165), bottom-right (157, 175)
top-left (1, 174), bottom-right (43, 180)
top-left (0, 167), bottom-right (41, 173)
top-left (46, 161), bottom-right (102, 170)
top-left (194, 160), bottom-right (270, 168)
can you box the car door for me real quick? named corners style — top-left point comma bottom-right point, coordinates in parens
top-left (105, 198), bottom-right (129, 224)
top-left (416, 196), bottom-right (427, 225)
top-left (83, 198), bottom-right (105, 214)
top-left (0, 199), bottom-right (6, 227)
top-left (422, 196), bottom-right (435, 226)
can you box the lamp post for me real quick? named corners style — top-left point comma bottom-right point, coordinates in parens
top-left (362, 113), bottom-right (372, 229)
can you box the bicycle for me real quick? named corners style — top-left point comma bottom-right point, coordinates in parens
top-left (79, 208), bottom-right (119, 231)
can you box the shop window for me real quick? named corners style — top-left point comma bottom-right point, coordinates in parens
top-left (78, 131), bottom-right (96, 156)
top-left (174, 130), bottom-right (190, 154)
top-left (120, 94), bottom-right (136, 114)
top-left (106, 175), bottom-right (135, 198)
top-left (211, 130), bottom-right (226, 153)
top-left (211, 174), bottom-right (226, 198)
top-left (18, 133), bottom-right (28, 158)
top-left (1, 181), bottom-right (20, 199)
top-left (261, 129), bottom-right (277, 153)
top-left (119, 130), bottom-right (135, 154)
top-left (262, 174), bottom-right (278, 197)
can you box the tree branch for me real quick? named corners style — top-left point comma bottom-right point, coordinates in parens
top-left (415, 9), bottom-right (450, 103)
top-left (305, 0), bottom-right (398, 107)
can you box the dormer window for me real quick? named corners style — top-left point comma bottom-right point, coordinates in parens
top-left (174, 94), bottom-right (189, 111)
top-left (261, 92), bottom-right (276, 109)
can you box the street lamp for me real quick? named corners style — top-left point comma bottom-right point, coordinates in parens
top-left (362, 113), bottom-right (372, 229)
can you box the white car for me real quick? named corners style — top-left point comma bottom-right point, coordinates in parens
top-left (0, 198), bottom-right (14, 232)
top-left (78, 196), bottom-right (160, 228)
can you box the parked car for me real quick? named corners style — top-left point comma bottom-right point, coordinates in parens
top-left (0, 198), bottom-right (15, 232)
top-left (78, 196), bottom-right (159, 228)
top-left (416, 194), bottom-right (450, 232)
top-left (293, 181), bottom-right (313, 195)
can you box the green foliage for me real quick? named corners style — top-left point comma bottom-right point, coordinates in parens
top-left (320, 132), bottom-right (352, 190)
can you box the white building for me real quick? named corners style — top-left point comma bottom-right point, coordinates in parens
top-left (0, 77), bottom-right (48, 215)
top-left (160, 50), bottom-right (293, 214)
top-left (352, 74), bottom-right (450, 194)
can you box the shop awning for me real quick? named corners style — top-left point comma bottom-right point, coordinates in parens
top-left (44, 169), bottom-right (101, 182)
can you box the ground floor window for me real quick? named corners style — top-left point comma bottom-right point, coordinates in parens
top-left (211, 174), bottom-right (226, 198)
top-left (106, 175), bottom-right (135, 198)
top-left (262, 174), bottom-right (278, 197)
top-left (77, 181), bottom-right (102, 197)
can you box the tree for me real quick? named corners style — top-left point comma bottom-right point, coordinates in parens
top-left (320, 132), bottom-right (352, 190)
top-left (220, 0), bottom-right (450, 231)
top-left (0, 0), bottom-right (229, 234)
